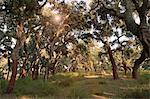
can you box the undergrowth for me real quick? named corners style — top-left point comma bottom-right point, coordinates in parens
top-left (0, 71), bottom-right (149, 98)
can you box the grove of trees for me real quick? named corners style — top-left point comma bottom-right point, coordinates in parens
top-left (0, 0), bottom-right (149, 94)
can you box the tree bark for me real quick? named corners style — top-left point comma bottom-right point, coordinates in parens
top-left (122, 61), bottom-right (127, 75)
top-left (32, 58), bottom-right (39, 80)
top-left (6, 21), bottom-right (25, 94)
top-left (124, 0), bottom-right (150, 79)
top-left (21, 43), bottom-right (28, 78)
top-left (51, 64), bottom-right (56, 75)
top-left (6, 58), bottom-right (18, 94)
top-left (44, 66), bottom-right (48, 80)
top-left (132, 51), bottom-right (146, 78)
top-left (6, 41), bottom-right (22, 93)
top-left (32, 65), bottom-right (39, 80)
top-left (20, 57), bottom-right (27, 79)
top-left (6, 52), bottom-right (11, 80)
top-left (107, 45), bottom-right (119, 80)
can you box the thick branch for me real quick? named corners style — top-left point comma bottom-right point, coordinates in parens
top-left (101, 1), bottom-right (124, 19)
top-left (132, 0), bottom-right (140, 10)
top-left (138, 0), bottom-right (149, 25)
top-left (39, 0), bottom-right (48, 9)
top-left (124, 0), bottom-right (140, 36)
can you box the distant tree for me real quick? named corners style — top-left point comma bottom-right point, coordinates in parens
top-left (39, 0), bottom-right (86, 75)
top-left (83, 0), bottom-right (150, 79)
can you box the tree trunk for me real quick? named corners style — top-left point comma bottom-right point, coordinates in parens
top-left (51, 56), bottom-right (60, 75)
top-left (21, 68), bottom-right (27, 79)
top-left (34, 65), bottom-right (39, 80)
top-left (6, 53), bottom-right (11, 80)
top-left (6, 21), bottom-right (25, 94)
top-left (132, 26), bottom-right (149, 79)
top-left (51, 65), bottom-right (55, 75)
top-left (21, 43), bottom-right (28, 78)
top-left (107, 45), bottom-right (119, 80)
top-left (6, 58), bottom-right (18, 94)
top-left (31, 57), bottom-right (39, 80)
top-left (122, 60), bottom-right (127, 75)
top-left (21, 59), bottom-right (27, 79)
top-left (32, 65), bottom-right (39, 80)
top-left (132, 51), bottom-right (146, 79)
top-left (44, 66), bottom-right (48, 80)
top-left (6, 40), bottom-right (21, 93)
top-left (123, 0), bottom-right (150, 79)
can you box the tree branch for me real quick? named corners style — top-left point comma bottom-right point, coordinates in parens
top-left (101, 1), bottom-right (124, 19)
top-left (39, 0), bottom-right (48, 9)
top-left (138, 0), bottom-right (149, 25)
top-left (123, 0), bottom-right (140, 36)
top-left (131, 0), bottom-right (140, 10)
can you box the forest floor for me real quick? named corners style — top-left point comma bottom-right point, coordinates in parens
top-left (0, 70), bottom-right (150, 99)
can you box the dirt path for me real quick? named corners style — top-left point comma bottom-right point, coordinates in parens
top-left (92, 94), bottom-right (108, 99)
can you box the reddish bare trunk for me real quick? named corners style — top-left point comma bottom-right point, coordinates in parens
top-left (6, 41), bottom-right (20, 94)
top-left (107, 45), bottom-right (119, 80)
top-left (6, 21), bottom-right (25, 94)
top-left (122, 60), bottom-right (127, 75)
top-left (6, 40), bottom-right (23, 94)
top-left (6, 58), bottom-right (18, 94)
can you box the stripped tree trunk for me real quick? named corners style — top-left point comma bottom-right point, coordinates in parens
top-left (6, 42), bottom-right (23, 93)
top-left (107, 44), bottom-right (119, 80)
top-left (122, 60), bottom-right (127, 75)
top-left (6, 21), bottom-right (26, 94)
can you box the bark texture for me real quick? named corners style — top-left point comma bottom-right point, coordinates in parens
top-left (107, 44), bottom-right (119, 80)
top-left (6, 22), bottom-right (26, 94)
